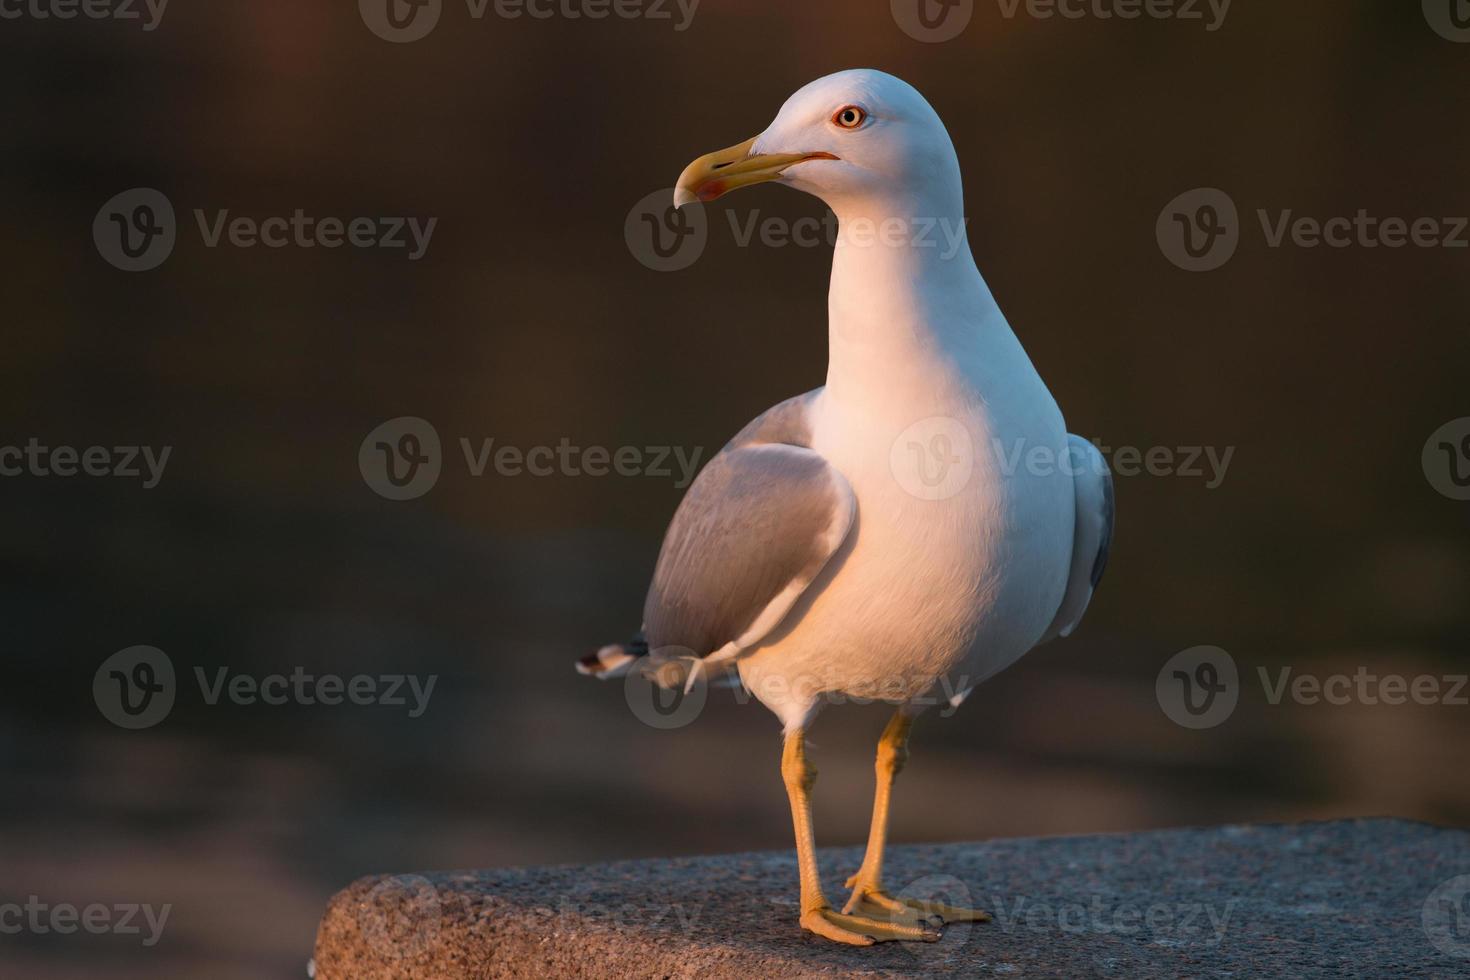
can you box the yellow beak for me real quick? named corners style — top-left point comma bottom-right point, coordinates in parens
top-left (673, 136), bottom-right (837, 208)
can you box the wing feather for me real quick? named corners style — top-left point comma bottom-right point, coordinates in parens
top-left (643, 406), bottom-right (853, 664)
top-left (1041, 434), bottom-right (1114, 643)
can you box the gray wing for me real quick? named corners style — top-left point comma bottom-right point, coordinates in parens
top-left (643, 394), bottom-right (854, 665)
top-left (1040, 434), bottom-right (1114, 643)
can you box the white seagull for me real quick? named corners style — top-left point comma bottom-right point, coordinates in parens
top-left (578, 68), bottom-right (1113, 946)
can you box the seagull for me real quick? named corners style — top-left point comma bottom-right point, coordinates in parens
top-left (578, 68), bottom-right (1113, 946)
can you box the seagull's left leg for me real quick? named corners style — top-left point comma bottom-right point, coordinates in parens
top-left (780, 729), bottom-right (939, 945)
top-left (842, 710), bottom-right (992, 926)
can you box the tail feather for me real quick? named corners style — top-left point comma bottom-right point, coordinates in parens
top-left (577, 633), bottom-right (745, 693)
top-left (575, 634), bottom-right (648, 680)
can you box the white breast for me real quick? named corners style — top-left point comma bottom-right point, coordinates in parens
top-left (737, 317), bottom-right (1074, 730)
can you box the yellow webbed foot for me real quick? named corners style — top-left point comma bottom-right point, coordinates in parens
top-left (843, 878), bottom-right (992, 926)
top-left (799, 905), bottom-right (941, 945)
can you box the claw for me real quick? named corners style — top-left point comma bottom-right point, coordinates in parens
top-left (907, 898), bottom-right (991, 924)
top-left (843, 883), bottom-right (991, 926)
top-left (841, 889), bottom-right (933, 927)
top-left (800, 906), bottom-right (940, 944)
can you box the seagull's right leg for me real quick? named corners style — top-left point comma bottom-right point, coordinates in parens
top-left (841, 710), bottom-right (991, 926)
top-left (780, 730), bottom-right (939, 945)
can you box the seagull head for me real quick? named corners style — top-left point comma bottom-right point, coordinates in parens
top-left (673, 69), bottom-right (962, 217)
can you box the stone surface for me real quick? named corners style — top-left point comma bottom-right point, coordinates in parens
top-left (312, 819), bottom-right (1470, 978)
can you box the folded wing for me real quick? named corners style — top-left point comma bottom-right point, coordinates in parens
top-left (1040, 434), bottom-right (1115, 643)
top-left (645, 441), bottom-right (855, 667)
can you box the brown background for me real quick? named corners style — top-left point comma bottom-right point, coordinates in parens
top-left (2, 1), bottom-right (1468, 976)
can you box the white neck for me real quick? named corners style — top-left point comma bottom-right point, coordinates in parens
top-left (822, 186), bottom-right (1006, 410)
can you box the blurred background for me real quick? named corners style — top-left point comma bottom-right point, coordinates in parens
top-left (3, 0), bottom-right (1468, 975)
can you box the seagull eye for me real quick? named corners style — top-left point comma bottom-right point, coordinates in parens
top-left (832, 106), bottom-right (867, 130)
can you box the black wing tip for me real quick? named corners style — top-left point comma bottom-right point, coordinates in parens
top-left (575, 634), bottom-right (649, 678)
